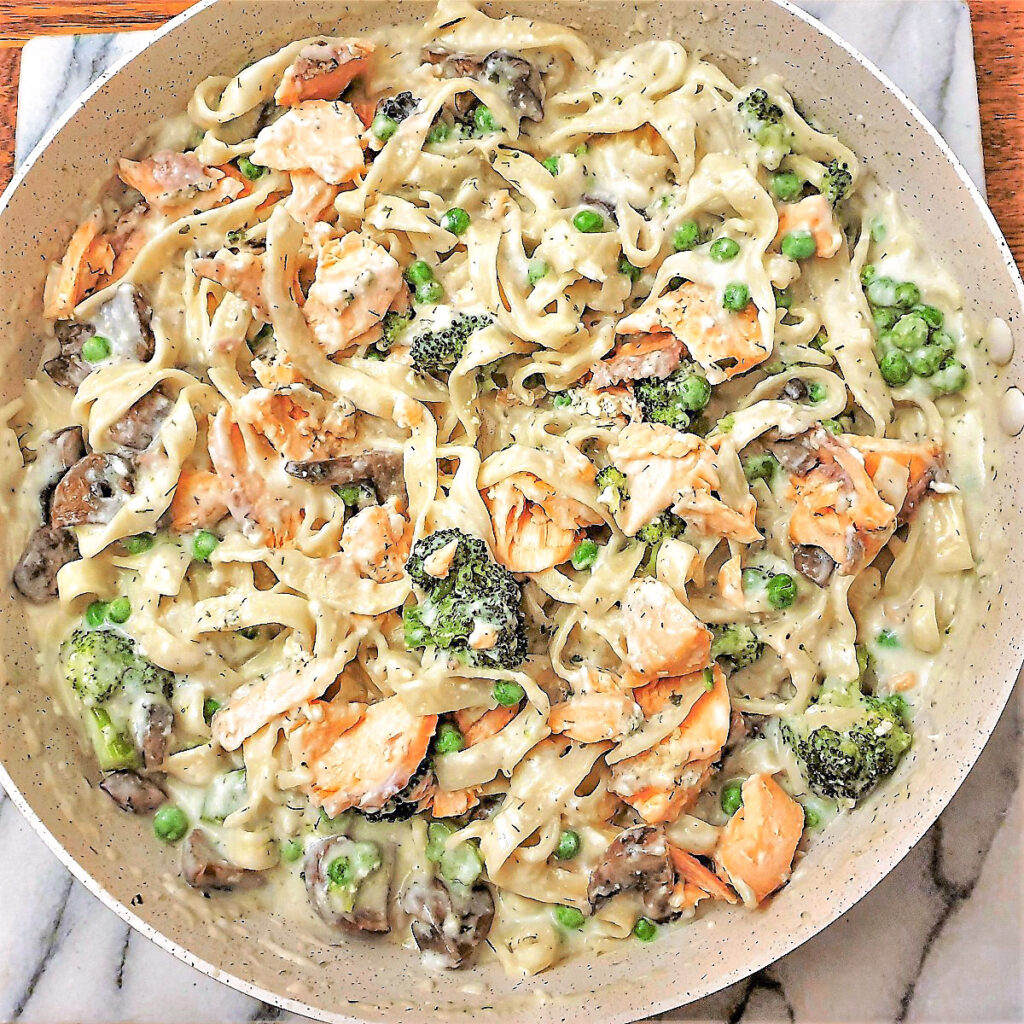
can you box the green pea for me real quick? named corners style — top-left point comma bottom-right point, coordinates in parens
top-left (280, 838), bottom-right (304, 863)
top-left (870, 217), bottom-right (887, 243)
top-left (804, 381), bottom-right (825, 404)
top-left (82, 335), bottom-right (112, 363)
top-left (866, 276), bottom-right (898, 307)
top-left (426, 822), bottom-right (456, 860)
top-left (633, 917), bottom-right (658, 942)
top-left (781, 229), bottom-right (816, 261)
top-left (910, 345), bottom-right (943, 377)
top-left (877, 628), bottom-right (900, 649)
top-left (741, 567), bottom-right (767, 591)
top-left (619, 256), bottom-right (641, 282)
top-left (541, 155), bottom-right (560, 176)
top-left (894, 281), bottom-right (921, 309)
top-left (106, 596), bottom-right (131, 624)
top-left (720, 780), bottom-right (744, 815)
top-left (492, 679), bottom-right (525, 707)
top-left (203, 697), bottom-right (222, 723)
top-left (860, 264), bottom-right (877, 286)
top-left (415, 280), bottom-right (444, 304)
top-left (710, 237), bottom-right (740, 262)
top-left (803, 806), bottom-right (821, 829)
top-left (722, 282), bottom-right (751, 312)
top-left (672, 220), bottom-right (701, 252)
top-left (441, 207), bottom-right (471, 236)
top-left (770, 171), bottom-right (802, 201)
top-left (553, 905), bottom-right (585, 930)
top-left (426, 121), bottom-right (451, 144)
top-left (440, 842), bottom-right (483, 886)
top-left (528, 258), bottom-right (550, 286)
top-left (571, 538), bottom-right (599, 570)
top-left (891, 313), bottom-right (928, 351)
top-left (573, 143), bottom-right (589, 157)
top-left (572, 209), bottom-right (605, 233)
top-left (434, 721), bottom-right (465, 755)
top-left (774, 286), bottom-right (793, 310)
top-left (153, 805), bottom-right (188, 843)
top-left (931, 330), bottom-right (956, 357)
top-left (554, 829), bottom-right (581, 861)
top-left (474, 105), bottom-right (500, 134)
top-left (405, 260), bottom-right (435, 286)
top-left (552, 392), bottom-right (572, 408)
top-left (879, 350), bottom-right (912, 387)
top-left (327, 856), bottom-right (353, 888)
top-left (872, 307), bottom-right (899, 331)
top-left (743, 453), bottom-right (778, 485)
top-left (236, 155), bottom-right (266, 181)
top-left (124, 533), bottom-right (155, 556)
top-left (192, 530), bottom-right (220, 562)
top-left (681, 374), bottom-right (712, 411)
top-left (85, 601), bottom-right (108, 628)
top-left (914, 303), bottom-right (944, 329)
top-left (766, 572), bottom-right (797, 609)
top-left (371, 112), bottom-right (398, 141)
top-left (931, 359), bottom-right (968, 395)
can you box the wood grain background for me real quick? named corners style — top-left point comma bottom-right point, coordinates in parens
top-left (0, 0), bottom-right (1021, 267)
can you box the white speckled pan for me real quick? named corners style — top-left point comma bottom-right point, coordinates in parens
top-left (0, 2), bottom-right (1021, 1022)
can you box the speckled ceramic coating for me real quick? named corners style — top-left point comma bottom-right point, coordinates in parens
top-left (0, 2), bottom-right (1021, 1022)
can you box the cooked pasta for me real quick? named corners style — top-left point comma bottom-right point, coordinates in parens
top-left (3, 0), bottom-right (992, 977)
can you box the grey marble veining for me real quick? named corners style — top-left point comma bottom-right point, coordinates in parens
top-left (2, 3), bottom-right (1019, 1022)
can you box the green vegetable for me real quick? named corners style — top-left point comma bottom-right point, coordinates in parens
top-left (379, 310), bottom-right (412, 352)
top-left (931, 331), bottom-right (956, 357)
top-left (106, 596), bottom-right (131, 624)
top-left (553, 905), bottom-right (585, 930)
top-left (782, 678), bottom-right (912, 801)
top-left (595, 465), bottom-right (629, 513)
top-left (909, 345), bottom-right (943, 377)
top-left (541, 155), bottom-right (560, 176)
top-left (820, 159), bottom-right (853, 205)
top-left (879, 350), bottom-right (912, 387)
top-left (153, 805), bottom-right (188, 843)
top-left (492, 680), bottom-right (525, 707)
top-left (633, 917), bottom-right (657, 942)
top-left (635, 511), bottom-right (686, 547)
top-left (333, 481), bottom-right (377, 508)
top-left (803, 805), bottom-right (821, 828)
top-left (570, 539), bottom-right (599, 570)
top-left (741, 566), bottom-right (767, 592)
top-left (573, 209), bottom-right (605, 233)
top-left (931, 359), bottom-right (968, 394)
top-left (85, 706), bottom-right (138, 771)
top-left (870, 217), bottom-right (887, 243)
top-left (528, 258), bottom-right (550, 286)
top-left (766, 573), bottom-right (797, 609)
top-left (474, 105), bottom-right (500, 134)
top-left (124, 533), bottom-right (155, 556)
top-left (872, 307), bottom-right (899, 331)
top-left (82, 335), bottom-right (112, 363)
top-left (720, 779), bottom-right (744, 816)
top-left (672, 220), bottom-right (701, 252)
top-left (895, 281), bottom-right (921, 309)
top-left (426, 121), bottom-right (451, 144)
top-left (192, 530), bottom-right (219, 561)
top-left (202, 769), bottom-right (247, 823)
top-left (709, 237), bottom-right (740, 262)
top-left (405, 260), bottom-right (435, 286)
top-left (555, 830), bottom-right (581, 861)
top-left (914, 304), bottom-right (944, 329)
top-left (722, 282), bottom-right (751, 312)
top-left (821, 418), bottom-right (843, 435)
top-left (434, 721), bottom-right (465, 754)
top-left (552, 392), bottom-right (572, 408)
top-left (877, 628), bottom-right (900, 649)
top-left (409, 312), bottom-right (493, 376)
top-left (774, 286), bottom-right (793, 310)
top-left (441, 207), bottom-right (471, 236)
top-left (737, 88), bottom-right (791, 168)
top-left (440, 841), bottom-right (484, 885)
top-left (866, 276), bottom-right (898, 307)
top-left (203, 697), bottom-right (222, 724)
top-left (426, 822), bottom-right (456, 859)
top-left (711, 624), bottom-right (763, 669)
top-left (860, 264), bottom-right (877, 286)
top-left (807, 381), bottom-right (827, 403)
top-left (890, 313), bottom-right (928, 351)
top-left (280, 839), bottom-right (304, 863)
top-left (237, 625), bottom-right (260, 640)
top-left (61, 628), bottom-right (173, 705)
top-left (573, 143), bottom-right (589, 157)
top-left (619, 256), bottom-right (642, 282)
top-left (633, 364), bottom-right (711, 431)
top-left (85, 601), bottom-right (108, 628)
top-left (781, 229), bottom-right (816, 261)
top-left (770, 171), bottom-right (802, 201)
top-left (371, 112), bottom-right (399, 141)
top-left (415, 280), bottom-right (444, 304)
top-left (743, 452), bottom-right (778, 485)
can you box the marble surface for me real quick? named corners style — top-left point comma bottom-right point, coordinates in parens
top-left (2, 3), bottom-right (1019, 1022)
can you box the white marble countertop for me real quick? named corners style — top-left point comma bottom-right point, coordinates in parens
top-left (1, 3), bottom-right (1020, 1022)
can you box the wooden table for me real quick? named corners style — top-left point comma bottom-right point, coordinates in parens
top-left (0, 0), bottom-right (1021, 250)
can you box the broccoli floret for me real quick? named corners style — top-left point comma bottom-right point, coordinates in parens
top-left (595, 465), bottom-right (629, 514)
top-left (635, 511), bottom-right (686, 546)
top-left (404, 530), bottom-right (527, 669)
top-left (410, 311), bottom-right (493, 376)
top-left (378, 310), bottom-right (413, 352)
top-left (820, 159), bottom-right (853, 206)
top-left (61, 628), bottom-right (174, 706)
top-left (633, 365), bottom-right (712, 432)
top-left (737, 88), bottom-right (791, 170)
top-left (782, 680), bottom-right (912, 802)
top-left (711, 623), bottom-right (763, 669)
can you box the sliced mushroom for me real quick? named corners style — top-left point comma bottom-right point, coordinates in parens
top-left (401, 877), bottom-right (494, 969)
top-left (782, 378), bottom-right (809, 402)
top-left (284, 450), bottom-right (405, 503)
top-left (133, 700), bottom-right (174, 770)
top-left (108, 389), bottom-right (174, 451)
top-left (181, 830), bottom-right (266, 891)
top-left (898, 462), bottom-right (940, 526)
top-left (37, 426), bottom-right (86, 519)
top-left (44, 320), bottom-right (93, 389)
top-left (587, 824), bottom-right (677, 923)
top-left (771, 428), bottom-right (824, 475)
top-left (100, 770), bottom-right (166, 814)
top-left (304, 836), bottom-right (394, 934)
top-left (377, 91), bottom-right (421, 123)
top-left (12, 524), bottom-right (80, 603)
top-left (793, 544), bottom-right (836, 587)
top-left (423, 48), bottom-right (544, 123)
top-left (50, 453), bottom-right (134, 528)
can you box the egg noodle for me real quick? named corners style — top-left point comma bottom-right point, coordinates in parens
top-left (3, 0), bottom-right (988, 977)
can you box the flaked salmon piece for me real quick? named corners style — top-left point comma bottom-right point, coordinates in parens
top-left (590, 332), bottom-right (685, 388)
top-left (482, 471), bottom-right (603, 574)
top-left (303, 233), bottom-right (405, 354)
top-left (252, 100), bottom-right (366, 186)
top-left (616, 281), bottom-right (769, 383)
top-left (285, 169), bottom-right (341, 229)
top-left (714, 772), bottom-right (804, 905)
top-left (193, 251), bottom-right (271, 323)
top-left (621, 577), bottom-right (712, 686)
top-left (786, 431), bottom-right (896, 575)
top-left (338, 500), bottom-right (412, 583)
top-left (669, 847), bottom-right (738, 910)
top-left (171, 469), bottom-right (230, 531)
top-left (235, 382), bottom-right (356, 461)
top-left (430, 787), bottom-right (479, 818)
top-left (609, 666), bottom-right (730, 824)
top-left (275, 39), bottom-right (375, 107)
top-left (43, 209), bottom-right (116, 318)
top-left (775, 194), bottom-right (843, 259)
top-left (844, 434), bottom-right (942, 525)
top-left (207, 406), bottom-right (305, 547)
top-left (108, 202), bottom-right (155, 281)
top-left (286, 699), bottom-right (366, 762)
top-left (118, 152), bottom-right (243, 214)
top-left (607, 422), bottom-right (760, 542)
top-left (287, 695), bottom-right (437, 817)
top-left (549, 691), bottom-right (644, 744)
top-left (212, 658), bottom-right (349, 751)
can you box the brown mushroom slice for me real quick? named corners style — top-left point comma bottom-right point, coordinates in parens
top-left (181, 830), bottom-right (266, 892)
top-left (100, 770), bottom-right (166, 814)
top-left (401, 877), bottom-right (494, 969)
top-left (12, 525), bottom-right (80, 603)
top-left (284, 450), bottom-right (405, 503)
top-left (133, 701), bottom-right (174, 770)
top-left (587, 824), bottom-right (677, 923)
top-left (423, 48), bottom-right (544, 123)
top-left (304, 836), bottom-right (394, 934)
top-left (771, 429), bottom-right (823, 475)
top-left (44, 320), bottom-right (94, 389)
top-left (792, 544), bottom-right (836, 587)
top-left (50, 453), bottom-right (134, 528)
top-left (36, 426), bottom-right (87, 519)
top-left (108, 389), bottom-right (174, 451)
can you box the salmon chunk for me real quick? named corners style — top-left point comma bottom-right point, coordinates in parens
top-left (43, 209), bottom-right (115, 318)
top-left (775, 194), bottom-right (843, 259)
top-left (845, 434), bottom-right (941, 525)
top-left (193, 251), bottom-right (271, 322)
top-left (276, 39), bottom-right (375, 107)
top-left (118, 152), bottom-right (242, 214)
